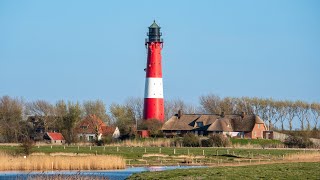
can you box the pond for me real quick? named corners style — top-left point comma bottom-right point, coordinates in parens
top-left (0, 166), bottom-right (205, 180)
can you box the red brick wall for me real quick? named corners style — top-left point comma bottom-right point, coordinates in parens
top-left (251, 123), bottom-right (266, 139)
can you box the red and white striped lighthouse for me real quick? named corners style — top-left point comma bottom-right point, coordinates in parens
top-left (143, 21), bottom-right (164, 122)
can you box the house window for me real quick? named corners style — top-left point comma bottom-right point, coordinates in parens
top-left (197, 122), bottom-right (204, 127)
top-left (89, 136), bottom-right (94, 141)
top-left (258, 124), bottom-right (260, 129)
top-left (177, 130), bottom-right (181, 134)
top-left (81, 126), bottom-right (88, 129)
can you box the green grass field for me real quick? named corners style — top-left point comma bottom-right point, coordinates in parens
top-left (128, 162), bottom-right (320, 180)
top-left (0, 145), bottom-right (311, 166)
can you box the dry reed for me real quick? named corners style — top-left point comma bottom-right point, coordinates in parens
top-left (284, 151), bottom-right (320, 161)
top-left (108, 138), bottom-right (173, 147)
top-left (0, 152), bottom-right (126, 171)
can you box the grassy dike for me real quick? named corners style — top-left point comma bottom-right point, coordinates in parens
top-left (128, 162), bottom-right (320, 180)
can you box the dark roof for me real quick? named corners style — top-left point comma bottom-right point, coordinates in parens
top-left (149, 20), bottom-right (160, 28)
top-left (162, 114), bottom-right (266, 132)
top-left (46, 132), bottom-right (64, 141)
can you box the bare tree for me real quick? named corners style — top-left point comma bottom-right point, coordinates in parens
top-left (165, 99), bottom-right (198, 120)
top-left (109, 103), bottom-right (135, 138)
top-left (262, 98), bottom-right (277, 130)
top-left (234, 97), bottom-right (254, 115)
top-left (26, 100), bottom-right (55, 132)
top-left (274, 101), bottom-right (288, 131)
top-left (310, 103), bottom-right (320, 130)
top-left (295, 100), bottom-right (309, 130)
top-left (287, 101), bottom-right (297, 131)
top-left (249, 97), bottom-right (265, 119)
top-left (125, 97), bottom-right (144, 126)
top-left (199, 94), bottom-right (221, 114)
top-left (63, 102), bottom-right (82, 144)
top-left (83, 100), bottom-right (110, 125)
top-left (0, 96), bottom-right (24, 142)
top-left (220, 97), bottom-right (236, 114)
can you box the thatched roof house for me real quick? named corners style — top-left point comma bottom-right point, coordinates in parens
top-left (162, 111), bottom-right (267, 139)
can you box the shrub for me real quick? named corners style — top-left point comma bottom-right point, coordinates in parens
top-left (201, 138), bottom-right (213, 147)
top-left (182, 133), bottom-right (200, 147)
top-left (171, 137), bottom-right (183, 147)
top-left (209, 134), bottom-right (230, 147)
top-left (19, 138), bottom-right (35, 156)
top-left (139, 119), bottom-right (163, 138)
top-left (284, 135), bottom-right (314, 148)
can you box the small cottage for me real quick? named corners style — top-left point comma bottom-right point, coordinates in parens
top-left (43, 132), bottom-right (65, 144)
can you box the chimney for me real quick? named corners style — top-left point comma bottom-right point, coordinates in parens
top-left (241, 111), bottom-right (245, 118)
top-left (178, 109), bottom-right (183, 119)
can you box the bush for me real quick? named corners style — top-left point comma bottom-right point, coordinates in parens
top-left (182, 133), bottom-right (200, 147)
top-left (209, 134), bottom-right (230, 147)
top-left (138, 119), bottom-right (163, 138)
top-left (284, 135), bottom-right (314, 148)
top-left (171, 137), bottom-right (183, 147)
top-left (19, 138), bottom-right (35, 156)
top-left (201, 138), bottom-right (213, 147)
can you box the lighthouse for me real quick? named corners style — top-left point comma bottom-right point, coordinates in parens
top-left (143, 21), bottom-right (164, 122)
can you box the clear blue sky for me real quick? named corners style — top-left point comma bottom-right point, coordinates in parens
top-left (1, 0), bottom-right (319, 106)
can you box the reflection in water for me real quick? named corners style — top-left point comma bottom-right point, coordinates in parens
top-left (0, 166), bottom-right (204, 180)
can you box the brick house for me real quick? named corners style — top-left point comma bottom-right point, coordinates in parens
top-left (75, 114), bottom-right (115, 142)
top-left (162, 111), bottom-right (267, 139)
top-left (43, 132), bottom-right (65, 144)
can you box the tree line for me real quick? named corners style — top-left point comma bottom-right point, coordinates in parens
top-left (0, 94), bottom-right (319, 143)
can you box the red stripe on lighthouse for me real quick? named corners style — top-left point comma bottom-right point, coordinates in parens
top-left (143, 98), bottom-right (164, 122)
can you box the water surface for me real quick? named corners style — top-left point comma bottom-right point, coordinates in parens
top-left (0, 166), bottom-right (204, 180)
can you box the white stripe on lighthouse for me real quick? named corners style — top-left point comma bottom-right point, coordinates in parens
top-left (144, 78), bottom-right (164, 98)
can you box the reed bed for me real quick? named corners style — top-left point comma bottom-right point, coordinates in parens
top-left (284, 151), bottom-right (320, 161)
top-left (108, 138), bottom-right (173, 147)
top-left (0, 153), bottom-right (126, 171)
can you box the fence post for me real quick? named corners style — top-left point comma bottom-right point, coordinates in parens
top-left (174, 148), bottom-right (176, 155)
top-left (203, 150), bottom-right (205, 156)
top-left (78, 146), bottom-right (79, 151)
top-left (159, 148), bottom-right (161, 153)
top-left (64, 146), bottom-right (65, 150)
top-left (51, 145), bottom-right (52, 149)
top-left (216, 150), bottom-right (218, 156)
top-left (117, 147), bottom-right (119, 152)
top-left (145, 148), bottom-right (146, 153)
top-left (188, 149), bottom-right (189, 155)
top-left (90, 146), bottom-right (91, 150)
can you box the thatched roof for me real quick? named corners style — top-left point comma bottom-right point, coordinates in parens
top-left (161, 114), bottom-right (200, 130)
top-left (162, 113), bottom-right (265, 132)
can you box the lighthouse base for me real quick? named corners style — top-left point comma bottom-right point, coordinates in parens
top-left (143, 98), bottom-right (164, 122)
